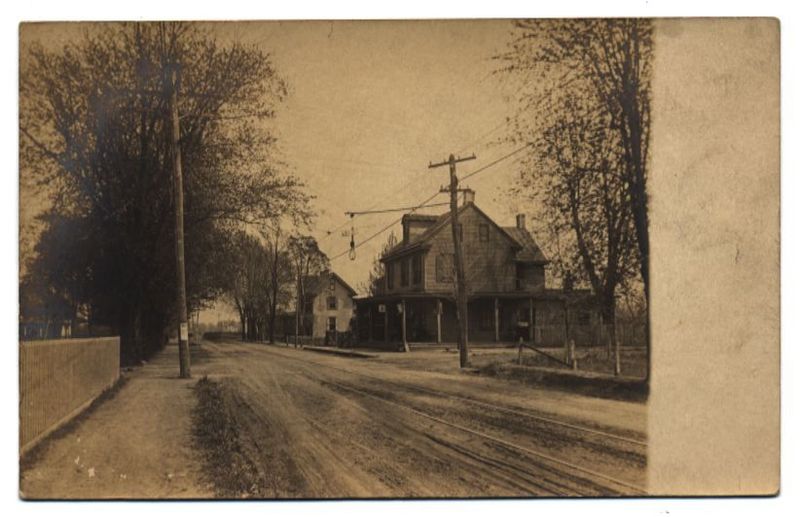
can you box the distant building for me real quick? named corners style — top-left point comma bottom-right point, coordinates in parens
top-left (298, 270), bottom-right (358, 344)
top-left (354, 191), bottom-right (601, 349)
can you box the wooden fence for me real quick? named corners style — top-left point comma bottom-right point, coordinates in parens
top-left (19, 337), bottom-right (120, 455)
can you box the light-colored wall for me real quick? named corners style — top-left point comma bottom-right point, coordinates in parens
top-left (19, 337), bottom-right (120, 453)
top-left (311, 275), bottom-right (355, 338)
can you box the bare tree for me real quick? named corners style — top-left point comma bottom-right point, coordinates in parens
top-left (287, 235), bottom-right (329, 340)
top-left (512, 91), bottom-right (638, 339)
top-left (261, 224), bottom-right (294, 343)
top-left (363, 231), bottom-right (397, 296)
top-left (498, 19), bottom-right (652, 376)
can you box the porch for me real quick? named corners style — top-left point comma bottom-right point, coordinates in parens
top-left (354, 292), bottom-right (602, 351)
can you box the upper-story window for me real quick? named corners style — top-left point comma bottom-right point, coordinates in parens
top-left (412, 254), bottom-right (423, 285)
top-left (436, 253), bottom-right (454, 283)
top-left (479, 224), bottom-right (489, 242)
top-left (386, 262), bottom-right (395, 290)
top-left (400, 258), bottom-right (409, 286)
top-left (329, 277), bottom-right (335, 291)
top-left (327, 296), bottom-right (337, 310)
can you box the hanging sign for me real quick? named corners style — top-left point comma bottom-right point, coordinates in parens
top-left (180, 322), bottom-right (189, 341)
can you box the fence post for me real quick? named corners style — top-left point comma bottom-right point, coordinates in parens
top-left (517, 337), bottom-right (523, 365)
top-left (569, 339), bottom-right (577, 370)
top-left (614, 334), bottom-right (621, 376)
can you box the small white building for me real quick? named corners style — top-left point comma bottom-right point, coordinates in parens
top-left (304, 270), bottom-right (357, 342)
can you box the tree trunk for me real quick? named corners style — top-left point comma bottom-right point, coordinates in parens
top-left (268, 299), bottom-right (277, 344)
top-left (600, 290), bottom-right (617, 346)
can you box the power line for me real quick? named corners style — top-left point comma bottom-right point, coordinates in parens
top-left (460, 143), bottom-right (531, 182)
top-left (329, 142), bottom-right (532, 262)
top-left (345, 201), bottom-right (449, 217)
top-left (319, 122), bottom-right (517, 243)
top-left (329, 191), bottom-right (441, 261)
top-left (319, 162), bottom-right (444, 242)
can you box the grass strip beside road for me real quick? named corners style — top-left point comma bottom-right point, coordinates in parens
top-left (476, 362), bottom-right (649, 403)
top-left (191, 377), bottom-right (261, 498)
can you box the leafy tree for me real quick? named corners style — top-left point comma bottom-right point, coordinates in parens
top-left (20, 22), bottom-right (310, 363)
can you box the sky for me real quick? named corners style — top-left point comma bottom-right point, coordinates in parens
top-left (20, 20), bottom-right (537, 320)
top-left (222, 20), bottom-right (529, 291)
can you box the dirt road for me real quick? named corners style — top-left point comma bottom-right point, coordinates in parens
top-left (193, 340), bottom-right (647, 498)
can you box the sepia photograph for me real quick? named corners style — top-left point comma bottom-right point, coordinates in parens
top-left (16, 15), bottom-right (780, 501)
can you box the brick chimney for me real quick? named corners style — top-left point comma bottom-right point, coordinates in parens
top-left (462, 188), bottom-right (475, 205)
top-left (516, 213), bottom-right (526, 230)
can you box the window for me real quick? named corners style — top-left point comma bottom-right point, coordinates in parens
top-left (401, 258), bottom-right (409, 286)
top-left (329, 277), bottom-right (335, 291)
top-left (412, 254), bottom-right (423, 285)
top-left (479, 305), bottom-right (494, 331)
top-left (328, 317), bottom-right (337, 332)
top-left (386, 262), bottom-right (395, 290)
top-left (479, 224), bottom-right (489, 242)
top-left (436, 253), bottom-right (454, 282)
top-left (327, 296), bottom-right (337, 310)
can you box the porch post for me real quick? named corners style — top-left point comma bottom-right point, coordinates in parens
top-left (529, 298), bottom-right (534, 343)
top-left (401, 299), bottom-right (409, 352)
top-left (384, 304), bottom-right (389, 345)
top-left (494, 297), bottom-right (500, 342)
top-left (436, 299), bottom-right (442, 344)
top-left (464, 298), bottom-right (469, 344)
top-left (354, 303), bottom-right (359, 346)
top-left (368, 304), bottom-right (373, 342)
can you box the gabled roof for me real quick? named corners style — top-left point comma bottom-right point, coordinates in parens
top-left (381, 210), bottom-right (451, 262)
top-left (503, 227), bottom-right (549, 265)
top-left (381, 202), bottom-right (549, 265)
top-left (402, 213), bottom-right (439, 223)
top-left (304, 270), bottom-right (358, 297)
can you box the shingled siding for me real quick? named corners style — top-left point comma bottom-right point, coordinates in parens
top-left (424, 205), bottom-right (518, 294)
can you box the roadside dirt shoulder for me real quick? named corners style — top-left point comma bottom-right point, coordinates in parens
top-left (20, 345), bottom-right (211, 500)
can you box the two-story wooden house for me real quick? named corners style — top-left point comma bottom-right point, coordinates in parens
top-left (298, 270), bottom-right (357, 344)
top-left (354, 191), bottom-right (600, 349)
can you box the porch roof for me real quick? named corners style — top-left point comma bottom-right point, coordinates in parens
top-left (355, 288), bottom-right (595, 304)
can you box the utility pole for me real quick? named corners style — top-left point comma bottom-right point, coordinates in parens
top-left (429, 153), bottom-right (476, 368)
top-left (168, 64), bottom-right (191, 379)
